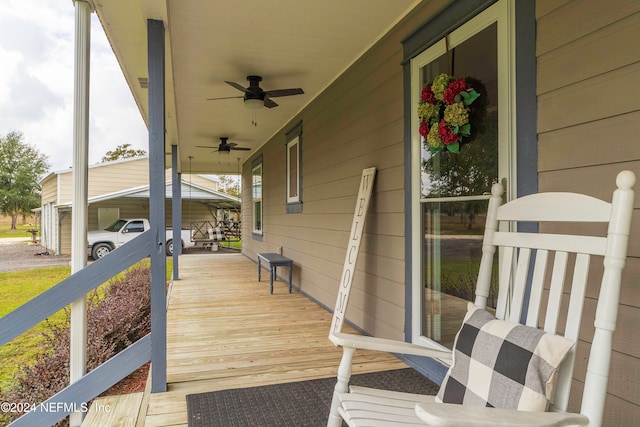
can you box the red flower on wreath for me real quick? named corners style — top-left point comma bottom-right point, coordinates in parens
top-left (421, 85), bottom-right (437, 104)
top-left (443, 78), bottom-right (467, 104)
top-left (419, 119), bottom-right (429, 138)
top-left (437, 120), bottom-right (459, 145)
top-left (417, 73), bottom-right (483, 154)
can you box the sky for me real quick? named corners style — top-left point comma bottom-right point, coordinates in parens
top-left (0, 0), bottom-right (148, 173)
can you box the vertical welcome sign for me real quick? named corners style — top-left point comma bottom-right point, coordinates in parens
top-left (330, 167), bottom-right (376, 335)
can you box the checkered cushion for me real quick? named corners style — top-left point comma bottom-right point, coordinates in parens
top-left (207, 227), bottom-right (224, 241)
top-left (436, 303), bottom-right (574, 412)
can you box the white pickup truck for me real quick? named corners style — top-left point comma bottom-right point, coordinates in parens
top-left (87, 218), bottom-right (195, 259)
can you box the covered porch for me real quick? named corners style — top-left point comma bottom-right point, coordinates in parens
top-left (85, 253), bottom-right (409, 426)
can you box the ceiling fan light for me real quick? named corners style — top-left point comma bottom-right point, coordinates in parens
top-left (244, 98), bottom-right (263, 110)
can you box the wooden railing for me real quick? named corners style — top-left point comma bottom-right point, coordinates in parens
top-left (0, 231), bottom-right (153, 426)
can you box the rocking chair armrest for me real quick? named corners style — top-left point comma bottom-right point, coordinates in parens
top-left (329, 332), bottom-right (452, 362)
top-left (415, 402), bottom-right (590, 427)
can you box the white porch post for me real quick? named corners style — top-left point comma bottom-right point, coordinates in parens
top-left (70, 1), bottom-right (94, 425)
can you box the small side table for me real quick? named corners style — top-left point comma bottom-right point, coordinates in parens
top-left (257, 253), bottom-right (293, 294)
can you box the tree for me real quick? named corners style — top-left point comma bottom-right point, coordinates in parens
top-left (422, 111), bottom-right (498, 230)
top-left (217, 175), bottom-right (241, 198)
top-left (0, 131), bottom-right (50, 229)
top-left (101, 143), bottom-right (146, 162)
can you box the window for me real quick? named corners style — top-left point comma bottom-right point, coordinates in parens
top-left (252, 160), bottom-right (263, 235)
top-left (124, 220), bottom-right (145, 233)
top-left (410, 0), bottom-right (516, 350)
top-left (286, 122), bottom-right (302, 213)
top-left (287, 138), bottom-right (300, 202)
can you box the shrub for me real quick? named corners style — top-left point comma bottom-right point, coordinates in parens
top-left (0, 265), bottom-right (151, 425)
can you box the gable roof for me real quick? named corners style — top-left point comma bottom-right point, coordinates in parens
top-left (56, 179), bottom-right (240, 209)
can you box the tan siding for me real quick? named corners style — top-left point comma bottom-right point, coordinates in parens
top-left (242, 1), bottom-right (449, 340)
top-left (40, 175), bottom-right (58, 204)
top-left (183, 174), bottom-right (220, 191)
top-left (59, 213), bottom-right (71, 255)
top-left (538, 62), bottom-right (640, 133)
top-left (87, 158), bottom-right (149, 197)
top-left (58, 173), bottom-right (73, 204)
top-left (49, 156), bottom-right (225, 255)
top-left (535, 0), bottom-right (571, 19)
top-left (536, 0), bottom-right (640, 55)
top-left (537, 12), bottom-right (640, 95)
top-left (538, 111), bottom-right (640, 172)
top-left (537, 0), bottom-right (640, 422)
top-left (87, 200), bottom-right (149, 232)
top-left (87, 200), bottom-right (217, 232)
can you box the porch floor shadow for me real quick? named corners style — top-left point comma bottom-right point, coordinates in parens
top-left (141, 253), bottom-right (410, 427)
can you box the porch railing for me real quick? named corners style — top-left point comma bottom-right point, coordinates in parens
top-left (0, 231), bottom-right (154, 426)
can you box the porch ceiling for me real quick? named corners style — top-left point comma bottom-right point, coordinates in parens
top-left (94, 0), bottom-right (421, 175)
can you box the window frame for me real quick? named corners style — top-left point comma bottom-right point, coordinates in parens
top-left (251, 157), bottom-right (263, 236)
top-left (285, 122), bottom-right (303, 213)
top-left (409, 0), bottom-right (517, 350)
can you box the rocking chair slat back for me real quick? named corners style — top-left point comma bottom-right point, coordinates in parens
top-left (328, 170), bottom-right (634, 427)
top-left (476, 170), bottom-right (636, 421)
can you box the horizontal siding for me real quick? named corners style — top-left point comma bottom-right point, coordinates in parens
top-left (536, 0), bottom-right (640, 56)
top-left (536, 0), bottom-right (640, 422)
top-left (60, 213), bottom-right (71, 255)
top-left (535, 0), bottom-right (571, 18)
top-left (537, 12), bottom-right (640, 94)
top-left (40, 175), bottom-right (57, 204)
top-left (185, 174), bottom-right (220, 191)
top-left (538, 61), bottom-right (640, 133)
top-left (58, 173), bottom-right (73, 205)
top-left (87, 158), bottom-right (149, 197)
top-left (242, 0), bottom-right (450, 340)
top-left (538, 111), bottom-right (640, 172)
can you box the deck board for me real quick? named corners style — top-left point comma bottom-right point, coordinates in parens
top-left (141, 253), bottom-right (408, 426)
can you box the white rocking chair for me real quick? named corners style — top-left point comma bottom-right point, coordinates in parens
top-left (327, 170), bottom-right (635, 427)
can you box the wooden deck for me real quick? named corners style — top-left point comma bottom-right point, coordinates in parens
top-left (129, 253), bottom-right (408, 426)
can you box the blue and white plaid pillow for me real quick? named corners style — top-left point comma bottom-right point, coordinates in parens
top-left (436, 303), bottom-right (574, 412)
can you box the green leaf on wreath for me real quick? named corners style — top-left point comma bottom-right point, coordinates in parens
top-left (447, 143), bottom-right (460, 153)
top-left (460, 123), bottom-right (471, 136)
top-left (452, 125), bottom-right (459, 133)
top-left (463, 89), bottom-right (480, 105)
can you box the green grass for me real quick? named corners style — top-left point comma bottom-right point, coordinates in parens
top-left (0, 266), bottom-right (71, 388)
top-left (222, 239), bottom-right (242, 250)
top-left (0, 258), bottom-right (173, 389)
top-left (428, 258), bottom-right (499, 307)
top-left (0, 224), bottom-right (37, 239)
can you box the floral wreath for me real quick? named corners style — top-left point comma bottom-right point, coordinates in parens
top-left (419, 73), bottom-right (482, 154)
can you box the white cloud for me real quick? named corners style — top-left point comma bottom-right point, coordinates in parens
top-left (0, 0), bottom-right (147, 172)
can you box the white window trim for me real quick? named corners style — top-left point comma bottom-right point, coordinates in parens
top-left (286, 136), bottom-right (300, 204)
top-left (409, 0), bottom-right (517, 349)
top-left (252, 163), bottom-right (263, 235)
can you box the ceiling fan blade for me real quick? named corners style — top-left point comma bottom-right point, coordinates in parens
top-left (264, 88), bottom-right (304, 98)
top-left (230, 147), bottom-right (251, 151)
top-left (264, 98), bottom-right (278, 108)
top-left (206, 95), bottom-right (243, 101)
top-left (225, 81), bottom-right (251, 93)
top-left (195, 145), bottom-right (217, 148)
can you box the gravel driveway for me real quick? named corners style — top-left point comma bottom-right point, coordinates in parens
top-left (0, 238), bottom-right (71, 272)
top-left (0, 238), bottom-right (234, 272)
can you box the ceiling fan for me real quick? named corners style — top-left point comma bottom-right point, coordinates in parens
top-left (197, 137), bottom-right (251, 153)
top-left (207, 75), bottom-right (304, 109)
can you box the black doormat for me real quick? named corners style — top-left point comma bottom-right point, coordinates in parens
top-left (186, 368), bottom-right (439, 427)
